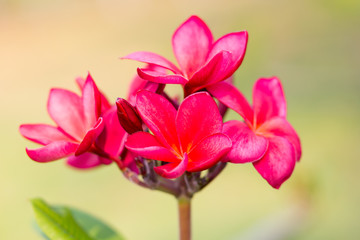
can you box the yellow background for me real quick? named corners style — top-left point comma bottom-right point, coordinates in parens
top-left (1, 0), bottom-right (359, 239)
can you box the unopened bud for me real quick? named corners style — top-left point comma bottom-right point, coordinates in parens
top-left (116, 98), bottom-right (143, 134)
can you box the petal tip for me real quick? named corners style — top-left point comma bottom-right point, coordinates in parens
top-left (154, 154), bottom-right (188, 179)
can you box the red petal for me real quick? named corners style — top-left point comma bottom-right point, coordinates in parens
top-left (208, 31), bottom-right (248, 79)
top-left (207, 81), bottom-right (254, 124)
top-left (258, 117), bottom-right (301, 161)
top-left (222, 120), bottom-right (268, 163)
top-left (136, 90), bottom-right (179, 149)
top-left (172, 16), bottom-right (213, 78)
top-left (26, 141), bottom-right (78, 162)
top-left (253, 77), bottom-right (286, 125)
top-left (19, 124), bottom-right (73, 145)
top-left (75, 118), bottom-right (104, 156)
top-left (187, 133), bottom-right (232, 172)
top-left (67, 152), bottom-right (110, 169)
top-left (176, 92), bottom-right (222, 150)
top-left (253, 136), bottom-right (296, 189)
top-left (122, 51), bottom-right (180, 73)
top-left (77, 75), bottom-right (111, 113)
top-left (97, 107), bottom-right (128, 157)
top-left (82, 74), bottom-right (102, 129)
top-left (128, 65), bottom-right (156, 103)
top-left (137, 68), bottom-right (188, 85)
top-left (154, 153), bottom-right (188, 179)
top-left (125, 132), bottom-right (178, 162)
top-left (184, 51), bottom-right (232, 95)
top-left (127, 65), bottom-right (164, 104)
top-left (47, 88), bottom-right (85, 140)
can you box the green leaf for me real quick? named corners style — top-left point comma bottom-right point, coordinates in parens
top-left (61, 207), bottom-right (126, 240)
top-left (32, 198), bottom-right (93, 240)
top-left (31, 198), bottom-right (125, 240)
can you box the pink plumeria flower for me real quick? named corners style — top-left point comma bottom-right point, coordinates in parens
top-left (208, 77), bottom-right (301, 188)
top-left (20, 74), bottom-right (126, 169)
top-left (123, 15), bottom-right (248, 96)
top-left (125, 90), bottom-right (232, 179)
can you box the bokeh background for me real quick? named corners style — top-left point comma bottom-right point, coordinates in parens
top-left (1, 0), bottom-right (360, 239)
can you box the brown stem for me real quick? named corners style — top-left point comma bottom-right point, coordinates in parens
top-left (199, 162), bottom-right (227, 191)
top-left (156, 178), bottom-right (181, 196)
top-left (122, 168), bottom-right (149, 189)
top-left (178, 196), bottom-right (191, 240)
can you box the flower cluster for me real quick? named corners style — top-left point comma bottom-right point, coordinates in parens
top-left (20, 16), bottom-right (301, 194)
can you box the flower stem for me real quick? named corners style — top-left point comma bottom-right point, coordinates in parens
top-left (178, 195), bottom-right (191, 240)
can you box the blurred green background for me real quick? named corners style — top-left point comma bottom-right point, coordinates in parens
top-left (1, 0), bottom-right (359, 239)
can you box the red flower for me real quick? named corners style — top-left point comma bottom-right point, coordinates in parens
top-left (209, 77), bottom-right (301, 188)
top-left (125, 90), bottom-right (232, 178)
top-left (123, 15), bottom-right (248, 96)
top-left (20, 74), bottom-right (127, 168)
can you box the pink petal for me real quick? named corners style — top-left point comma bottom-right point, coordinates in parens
top-left (253, 136), bottom-right (296, 189)
top-left (172, 15), bottom-right (213, 78)
top-left (154, 153), bottom-right (188, 179)
top-left (218, 101), bottom-right (228, 117)
top-left (208, 31), bottom-right (248, 79)
top-left (187, 133), bottom-right (232, 172)
top-left (253, 77), bottom-right (286, 126)
top-left (176, 92), bottom-right (222, 150)
top-left (75, 118), bottom-right (104, 156)
top-left (100, 94), bottom-right (112, 113)
top-left (122, 151), bottom-right (140, 174)
top-left (144, 81), bottom-right (163, 93)
top-left (122, 51), bottom-right (180, 73)
top-left (19, 124), bottom-right (73, 145)
top-left (125, 132), bottom-right (178, 162)
top-left (222, 120), bottom-right (268, 163)
top-left (82, 74), bottom-right (102, 129)
top-left (217, 76), bottom-right (234, 117)
top-left (136, 90), bottom-right (179, 149)
top-left (258, 117), bottom-right (301, 161)
top-left (207, 81), bottom-right (254, 124)
top-left (97, 107), bottom-right (128, 157)
top-left (47, 88), bottom-right (85, 140)
top-left (127, 68), bottom-right (161, 105)
top-left (128, 67), bottom-right (151, 104)
top-left (77, 75), bottom-right (111, 113)
top-left (26, 141), bottom-right (78, 162)
top-left (184, 51), bottom-right (232, 95)
top-left (137, 68), bottom-right (188, 85)
top-left (67, 152), bottom-right (110, 169)
top-left (75, 76), bottom-right (86, 89)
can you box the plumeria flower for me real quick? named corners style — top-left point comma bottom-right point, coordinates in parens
top-left (20, 74), bottom-right (126, 168)
top-left (125, 90), bottom-right (232, 179)
top-left (208, 77), bottom-right (301, 188)
top-left (123, 15), bottom-right (248, 96)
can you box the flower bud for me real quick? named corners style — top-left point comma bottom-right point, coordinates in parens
top-left (116, 98), bottom-right (143, 134)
